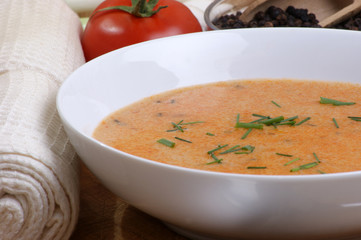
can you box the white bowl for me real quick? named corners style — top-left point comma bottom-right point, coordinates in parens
top-left (57, 28), bottom-right (361, 240)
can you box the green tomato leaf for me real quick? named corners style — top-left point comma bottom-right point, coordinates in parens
top-left (94, 0), bottom-right (167, 18)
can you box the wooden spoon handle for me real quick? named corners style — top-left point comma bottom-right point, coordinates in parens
top-left (319, 0), bottom-right (361, 27)
top-left (238, 0), bottom-right (270, 22)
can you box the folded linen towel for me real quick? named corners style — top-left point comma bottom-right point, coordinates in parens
top-left (0, 0), bottom-right (85, 239)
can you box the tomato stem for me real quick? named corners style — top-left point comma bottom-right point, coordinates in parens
top-left (95, 0), bottom-right (168, 18)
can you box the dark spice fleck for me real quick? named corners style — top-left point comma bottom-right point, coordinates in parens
top-left (113, 119), bottom-right (126, 126)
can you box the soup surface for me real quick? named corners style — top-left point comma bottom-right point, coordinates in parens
top-left (93, 79), bottom-right (361, 175)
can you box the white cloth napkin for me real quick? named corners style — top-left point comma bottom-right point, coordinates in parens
top-left (0, 0), bottom-right (85, 239)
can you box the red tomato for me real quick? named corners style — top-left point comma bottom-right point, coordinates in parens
top-left (81, 0), bottom-right (202, 61)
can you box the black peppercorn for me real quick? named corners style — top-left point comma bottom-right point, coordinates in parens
top-left (264, 21), bottom-right (274, 27)
top-left (211, 5), bottom-right (360, 31)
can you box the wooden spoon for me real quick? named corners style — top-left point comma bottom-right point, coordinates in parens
top-left (238, 0), bottom-right (270, 23)
top-left (238, 0), bottom-right (361, 27)
top-left (320, 0), bottom-right (361, 27)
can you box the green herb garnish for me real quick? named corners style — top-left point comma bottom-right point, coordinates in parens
top-left (206, 153), bottom-right (223, 165)
top-left (320, 97), bottom-right (355, 106)
top-left (241, 128), bottom-right (253, 139)
top-left (290, 162), bottom-right (318, 172)
top-left (207, 144), bottom-right (228, 154)
top-left (313, 152), bottom-right (321, 163)
top-left (332, 118), bottom-right (339, 128)
top-left (242, 145), bottom-right (255, 152)
top-left (348, 116), bottom-right (361, 122)
top-left (295, 117), bottom-right (311, 126)
top-left (281, 116), bottom-right (299, 122)
top-left (171, 122), bottom-right (184, 132)
top-left (206, 132), bottom-right (215, 136)
top-left (166, 129), bottom-right (178, 132)
top-left (220, 145), bottom-right (241, 154)
top-left (250, 114), bottom-right (270, 123)
top-left (247, 166), bottom-right (267, 169)
top-left (235, 114), bottom-right (264, 129)
top-left (284, 157), bottom-right (300, 166)
top-left (157, 138), bottom-right (175, 148)
top-left (276, 153), bottom-right (293, 157)
top-left (235, 145), bottom-right (255, 154)
top-left (276, 121), bottom-right (296, 126)
top-left (168, 120), bottom-right (204, 132)
top-left (259, 116), bottom-right (284, 125)
top-left (236, 113), bottom-right (240, 124)
top-left (235, 122), bottom-right (263, 129)
top-left (271, 100), bottom-right (281, 108)
top-left (181, 121), bottom-right (205, 125)
top-left (277, 116), bottom-right (298, 126)
top-left (174, 137), bottom-right (192, 143)
top-left (252, 114), bottom-right (269, 118)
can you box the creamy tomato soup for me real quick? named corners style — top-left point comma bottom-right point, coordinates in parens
top-left (93, 79), bottom-right (361, 175)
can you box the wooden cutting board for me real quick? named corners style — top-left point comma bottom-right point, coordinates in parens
top-left (70, 162), bottom-right (188, 240)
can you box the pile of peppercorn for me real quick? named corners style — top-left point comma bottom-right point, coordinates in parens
top-left (331, 11), bottom-right (361, 30)
top-left (213, 6), bottom-right (320, 29)
top-left (212, 5), bottom-right (361, 31)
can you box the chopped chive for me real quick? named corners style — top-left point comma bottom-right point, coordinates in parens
top-left (157, 138), bottom-right (175, 148)
top-left (220, 145), bottom-right (241, 154)
top-left (207, 144), bottom-right (228, 154)
top-left (259, 116), bottom-right (284, 125)
top-left (290, 162), bottom-right (318, 172)
top-left (312, 152), bottom-right (321, 163)
top-left (318, 170), bottom-right (326, 174)
top-left (320, 97), bottom-right (356, 106)
top-left (235, 122), bottom-right (263, 129)
top-left (348, 116), bottom-right (361, 122)
top-left (250, 119), bottom-right (265, 123)
top-left (276, 121), bottom-right (296, 126)
top-left (206, 153), bottom-right (223, 165)
top-left (252, 114), bottom-right (269, 118)
top-left (236, 113), bottom-right (240, 124)
top-left (242, 145), bottom-right (255, 152)
top-left (177, 120), bottom-right (184, 125)
top-left (281, 116), bottom-right (299, 122)
top-left (174, 137), bottom-right (192, 143)
top-left (271, 100), bottom-right (281, 108)
top-left (166, 129), bottom-right (178, 132)
top-left (241, 128), bottom-right (253, 139)
top-left (247, 166), bottom-right (267, 169)
top-left (295, 117), bottom-right (311, 126)
top-left (180, 121), bottom-right (205, 125)
top-left (250, 114), bottom-right (270, 123)
top-left (171, 122), bottom-right (184, 132)
top-left (276, 153), bottom-right (293, 157)
top-left (206, 132), bottom-right (215, 136)
top-left (332, 118), bottom-right (339, 128)
top-left (284, 157), bottom-right (300, 166)
top-left (235, 145), bottom-right (255, 154)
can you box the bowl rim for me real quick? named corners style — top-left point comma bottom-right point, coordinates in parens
top-left (57, 27), bottom-right (361, 181)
